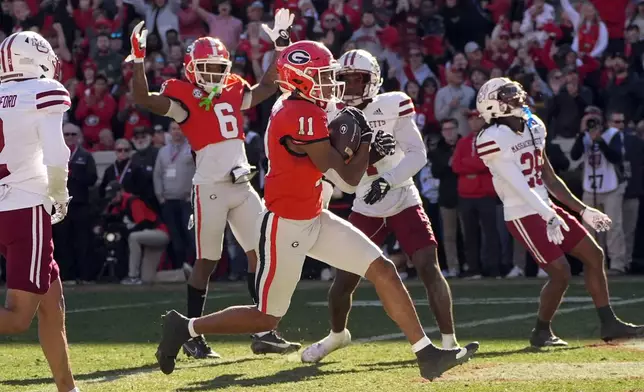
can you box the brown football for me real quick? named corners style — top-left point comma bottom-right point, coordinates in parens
top-left (329, 112), bottom-right (361, 161)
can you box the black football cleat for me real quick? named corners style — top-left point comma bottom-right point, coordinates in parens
top-left (530, 329), bottom-right (568, 348)
top-left (416, 342), bottom-right (479, 381)
top-left (155, 310), bottom-right (192, 375)
top-left (183, 335), bottom-right (221, 359)
top-left (601, 320), bottom-right (644, 342)
top-left (250, 330), bottom-right (302, 355)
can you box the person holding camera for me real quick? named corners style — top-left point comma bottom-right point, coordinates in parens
top-left (104, 181), bottom-right (187, 285)
top-left (571, 110), bottom-right (627, 274)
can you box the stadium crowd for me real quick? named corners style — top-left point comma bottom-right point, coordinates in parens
top-left (1, 0), bottom-right (643, 285)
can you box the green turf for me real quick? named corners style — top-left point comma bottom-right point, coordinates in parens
top-left (2, 277), bottom-right (644, 392)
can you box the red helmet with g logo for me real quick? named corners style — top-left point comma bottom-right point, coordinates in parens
top-left (184, 37), bottom-right (231, 94)
top-left (276, 41), bottom-right (344, 103)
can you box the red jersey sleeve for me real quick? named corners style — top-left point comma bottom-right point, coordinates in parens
top-left (285, 103), bottom-right (329, 145)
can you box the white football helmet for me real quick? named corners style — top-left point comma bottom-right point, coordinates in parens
top-left (476, 77), bottom-right (529, 123)
top-left (337, 49), bottom-right (383, 106)
top-left (0, 31), bottom-right (61, 82)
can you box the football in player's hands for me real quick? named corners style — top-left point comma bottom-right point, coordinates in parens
top-left (329, 111), bottom-right (361, 161)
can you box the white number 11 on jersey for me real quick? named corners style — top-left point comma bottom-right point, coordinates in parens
top-left (298, 117), bottom-right (313, 136)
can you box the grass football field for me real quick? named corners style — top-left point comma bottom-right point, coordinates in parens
top-left (2, 277), bottom-right (644, 392)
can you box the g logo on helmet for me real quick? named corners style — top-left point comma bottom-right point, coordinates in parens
top-left (287, 50), bottom-right (311, 65)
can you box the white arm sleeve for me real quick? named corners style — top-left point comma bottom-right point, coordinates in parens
top-left (241, 90), bottom-right (252, 111)
top-left (324, 169), bottom-right (357, 194)
top-left (591, 22), bottom-right (609, 58)
top-left (165, 98), bottom-right (189, 123)
top-left (485, 156), bottom-right (556, 221)
top-left (38, 113), bottom-right (70, 202)
top-left (381, 116), bottom-right (427, 187)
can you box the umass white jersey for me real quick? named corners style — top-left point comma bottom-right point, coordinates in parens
top-left (0, 79), bottom-right (71, 211)
top-left (476, 115), bottom-right (552, 221)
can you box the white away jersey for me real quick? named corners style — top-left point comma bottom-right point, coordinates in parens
top-left (0, 79), bottom-right (71, 211)
top-left (476, 115), bottom-right (551, 221)
top-left (352, 92), bottom-right (425, 217)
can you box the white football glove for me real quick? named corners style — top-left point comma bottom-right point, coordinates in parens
top-left (51, 197), bottom-right (72, 225)
top-left (262, 8), bottom-right (294, 51)
top-left (581, 206), bottom-right (612, 232)
top-left (545, 213), bottom-right (570, 245)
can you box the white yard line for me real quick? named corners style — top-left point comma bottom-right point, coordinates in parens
top-left (66, 293), bottom-right (238, 314)
top-left (356, 297), bottom-right (644, 343)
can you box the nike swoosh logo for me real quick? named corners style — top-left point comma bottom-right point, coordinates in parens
top-left (258, 340), bottom-right (292, 349)
top-left (456, 348), bottom-right (467, 359)
top-left (183, 344), bottom-right (198, 355)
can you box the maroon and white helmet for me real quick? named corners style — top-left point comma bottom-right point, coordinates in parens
top-left (337, 49), bottom-right (383, 106)
top-left (476, 77), bottom-right (528, 123)
top-left (0, 31), bottom-right (61, 82)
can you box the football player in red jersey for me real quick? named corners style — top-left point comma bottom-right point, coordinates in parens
top-left (128, 10), bottom-right (300, 359)
top-left (155, 41), bottom-right (479, 380)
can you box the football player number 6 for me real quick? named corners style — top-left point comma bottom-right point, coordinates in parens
top-left (213, 103), bottom-right (239, 139)
top-left (0, 119), bottom-right (9, 180)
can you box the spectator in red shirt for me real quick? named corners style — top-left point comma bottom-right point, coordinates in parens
top-left (452, 110), bottom-right (500, 278)
top-left (75, 74), bottom-right (117, 148)
top-left (464, 41), bottom-right (496, 71)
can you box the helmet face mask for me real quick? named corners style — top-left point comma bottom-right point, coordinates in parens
top-left (476, 77), bottom-right (529, 123)
top-left (184, 37), bottom-right (231, 94)
top-left (337, 49), bottom-right (382, 106)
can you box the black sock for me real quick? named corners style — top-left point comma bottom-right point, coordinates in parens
top-left (535, 318), bottom-right (551, 333)
top-left (597, 305), bottom-right (617, 324)
top-left (187, 284), bottom-right (207, 319)
top-left (247, 273), bottom-right (258, 304)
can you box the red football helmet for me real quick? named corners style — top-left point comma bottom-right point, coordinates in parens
top-left (276, 41), bottom-right (344, 103)
top-left (184, 37), bottom-right (231, 94)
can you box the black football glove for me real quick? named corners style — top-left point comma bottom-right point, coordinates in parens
top-left (371, 130), bottom-right (396, 156)
top-left (363, 177), bottom-right (391, 205)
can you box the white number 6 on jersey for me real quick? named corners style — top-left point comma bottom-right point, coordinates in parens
top-left (213, 102), bottom-right (239, 139)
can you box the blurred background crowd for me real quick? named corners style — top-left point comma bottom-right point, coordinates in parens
top-left (1, 0), bottom-right (643, 285)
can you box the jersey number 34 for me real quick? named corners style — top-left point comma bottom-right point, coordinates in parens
top-left (520, 149), bottom-right (543, 188)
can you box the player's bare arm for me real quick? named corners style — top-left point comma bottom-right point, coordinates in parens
top-left (540, 153), bottom-right (585, 214)
top-left (126, 22), bottom-right (173, 116)
top-left (293, 139), bottom-right (370, 186)
top-left (244, 9), bottom-right (295, 109)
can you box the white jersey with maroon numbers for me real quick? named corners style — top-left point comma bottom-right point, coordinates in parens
top-left (476, 115), bottom-right (551, 221)
top-left (351, 92), bottom-right (424, 217)
top-left (0, 79), bottom-right (71, 212)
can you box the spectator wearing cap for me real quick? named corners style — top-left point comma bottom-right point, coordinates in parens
top-left (131, 127), bottom-right (162, 212)
top-left (452, 110), bottom-right (500, 278)
top-left (103, 181), bottom-right (187, 285)
top-left (54, 123), bottom-right (98, 283)
top-left (560, 0), bottom-right (609, 58)
top-left (435, 65), bottom-right (475, 136)
top-left (152, 125), bottom-right (169, 148)
top-left (306, 7), bottom-right (353, 58)
top-left (153, 122), bottom-right (195, 269)
top-left (75, 74), bottom-right (118, 148)
top-left (125, 0), bottom-right (180, 49)
top-left (464, 41), bottom-right (495, 72)
top-left (191, 0), bottom-right (242, 52)
top-left (429, 118), bottom-right (462, 278)
top-left (93, 33), bottom-right (125, 86)
top-left (247, 1), bottom-right (268, 23)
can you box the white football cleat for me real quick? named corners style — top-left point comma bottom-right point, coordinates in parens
top-left (505, 266), bottom-right (524, 279)
top-left (301, 329), bottom-right (351, 363)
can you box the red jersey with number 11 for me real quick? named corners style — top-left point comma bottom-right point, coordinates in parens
top-left (160, 74), bottom-right (251, 184)
top-left (264, 96), bottom-right (329, 220)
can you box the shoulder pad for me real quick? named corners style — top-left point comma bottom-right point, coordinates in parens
top-left (370, 91), bottom-right (415, 118)
top-left (34, 79), bottom-right (70, 113)
top-left (476, 125), bottom-right (503, 160)
top-left (159, 78), bottom-right (184, 96)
